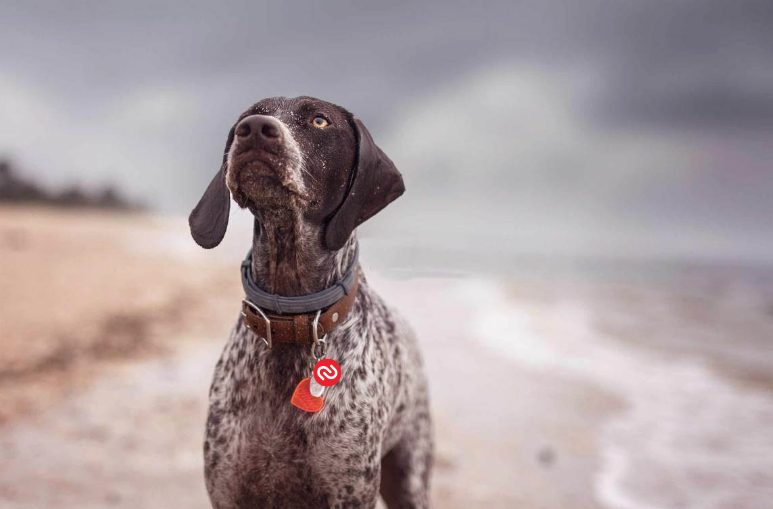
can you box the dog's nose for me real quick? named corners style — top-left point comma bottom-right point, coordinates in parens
top-left (235, 115), bottom-right (282, 146)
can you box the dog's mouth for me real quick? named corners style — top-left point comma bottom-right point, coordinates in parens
top-left (227, 152), bottom-right (307, 209)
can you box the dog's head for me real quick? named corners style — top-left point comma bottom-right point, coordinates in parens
top-left (189, 96), bottom-right (405, 251)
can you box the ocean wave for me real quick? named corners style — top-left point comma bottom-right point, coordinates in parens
top-left (462, 279), bottom-right (773, 509)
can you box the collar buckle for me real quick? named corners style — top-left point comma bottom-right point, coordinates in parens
top-left (241, 299), bottom-right (272, 348)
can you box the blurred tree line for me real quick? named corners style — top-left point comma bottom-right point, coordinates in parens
top-left (0, 159), bottom-right (142, 210)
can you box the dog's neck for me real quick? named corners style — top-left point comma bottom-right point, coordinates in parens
top-left (249, 208), bottom-right (356, 297)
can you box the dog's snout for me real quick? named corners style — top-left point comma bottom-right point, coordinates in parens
top-left (235, 115), bottom-right (282, 146)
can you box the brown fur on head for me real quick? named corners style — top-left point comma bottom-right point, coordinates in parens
top-left (188, 96), bottom-right (405, 253)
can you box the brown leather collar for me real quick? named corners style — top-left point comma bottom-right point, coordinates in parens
top-left (241, 269), bottom-right (359, 347)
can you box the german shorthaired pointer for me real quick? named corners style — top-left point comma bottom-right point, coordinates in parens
top-left (189, 97), bottom-right (433, 509)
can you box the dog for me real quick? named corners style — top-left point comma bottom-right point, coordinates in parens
top-left (189, 96), bottom-right (433, 509)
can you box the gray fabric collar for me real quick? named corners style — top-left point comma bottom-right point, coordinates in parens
top-left (241, 243), bottom-right (359, 315)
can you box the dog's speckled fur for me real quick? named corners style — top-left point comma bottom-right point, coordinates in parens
top-left (196, 97), bottom-right (433, 509)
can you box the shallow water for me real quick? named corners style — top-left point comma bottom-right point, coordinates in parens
top-left (465, 274), bottom-right (773, 509)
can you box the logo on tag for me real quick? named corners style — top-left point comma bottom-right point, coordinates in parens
top-left (313, 359), bottom-right (341, 386)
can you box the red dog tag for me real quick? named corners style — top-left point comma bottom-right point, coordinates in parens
top-left (291, 378), bottom-right (324, 413)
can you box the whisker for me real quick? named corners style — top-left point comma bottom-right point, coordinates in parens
top-left (300, 165), bottom-right (318, 186)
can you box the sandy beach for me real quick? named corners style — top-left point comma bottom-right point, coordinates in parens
top-left (1, 205), bottom-right (772, 508)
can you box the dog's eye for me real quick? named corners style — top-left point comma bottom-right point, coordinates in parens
top-left (312, 116), bottom-right (329, 129)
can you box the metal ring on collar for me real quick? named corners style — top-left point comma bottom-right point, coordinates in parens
top-left (311, 309), bottom-right (327, 360)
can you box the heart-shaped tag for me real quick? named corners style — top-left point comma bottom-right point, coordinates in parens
top-left (291, 378), bottom-right (324, 413)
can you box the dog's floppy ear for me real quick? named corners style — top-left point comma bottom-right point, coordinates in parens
top-left (325, 118), bottom-right (405, 250)
top-left (189, 127), bottom-right (235, 249)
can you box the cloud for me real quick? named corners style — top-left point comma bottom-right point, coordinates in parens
top-left (0, 74), bottom-right (202, 206)
top-left (369, 63), bottom-right (773, 262)
top-left (587, 0), bottom-right (773, 129)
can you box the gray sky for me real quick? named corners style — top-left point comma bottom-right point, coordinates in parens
top-left (2, 0), bottom-right (772, 265)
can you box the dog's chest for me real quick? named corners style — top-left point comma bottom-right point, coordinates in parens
top-left (204, 288), bottom-right (415, 508)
